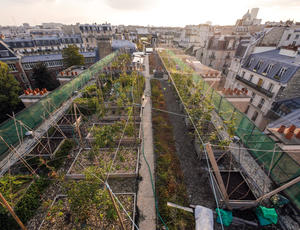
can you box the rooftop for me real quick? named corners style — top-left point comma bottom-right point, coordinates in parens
top-left (21, 52), bottom-right (95, 63)
top-left (243, 49), bottom-right (300, 84)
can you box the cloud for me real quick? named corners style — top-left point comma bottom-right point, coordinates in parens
top-left (104, 0), bottom-right (157, 10)
top-left (258, 0), bottom-right (300, 7)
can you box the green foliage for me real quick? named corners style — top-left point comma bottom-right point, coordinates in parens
top-left (0, 61), bottom-right (23, 123)
top-left (0, 175), bottom-right (32, 209)
top-left (32, 62), bottom-right (60, 90)
top-left (151, 79), bottom-right (195, 229)
top-left (82, 84), bottom-right (97, 98)
top-left (62, 45), bottom-right (85, 68)
top-left (0, 178), bottom-right (51, 230)
top-left (48, 139), bottom-right (75, 169)
top-left (74, 97), bottom-right (97, 115)
top-left (92, 123), bottom-right (122, 148)
top-left (64, 179), bottom-right (117, 223)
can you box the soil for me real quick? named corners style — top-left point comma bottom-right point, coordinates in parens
top-left (39, 194), bottom-right (134, 230)
top-left (70, 148), bottom-right (138, 175)
top-left (30, 138), bottom-right (64, 155)
top-left (221, 171), bottom-right (256, 201)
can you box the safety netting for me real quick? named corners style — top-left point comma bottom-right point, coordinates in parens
top-left (163, 50), bottom-right (300, 210)
top-left (0, 52), bottom-right (117, 160)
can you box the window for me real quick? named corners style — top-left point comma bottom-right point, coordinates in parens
top-left (268, 83), bottom-right (274, 92)
top-left (241, 71), bottom-right (245, 78)
top-left (250, 92), bottom-right (256, 103)
top-left (276, 67), bottom-right (287, 79)
top-left (249, 74), bottom-right (253, 82)
top-left (245, 105), bottom-right (250, 114)
top-left (292, 41), bottom-right (296, 46)
top-left (254, 60), bottom-right (263, 71)
top-left (257, 78), bottom-right (263, 87)
top-left (296, 34), bottom-right (300, 39)
top-left (258, 98), bottom-right (265, 109)
top-left (8, 63), bottom-right (17, 72)
top-left (264, 64), bottom-right (273, 74)
top-left (0, 50), bottom-right (9, 57)
top-left (287, 34), bottom-right (291, 40)
top-left (251, 111), bottom-right (259, 121)
top-left (247, 58), bottom-right (254, 67)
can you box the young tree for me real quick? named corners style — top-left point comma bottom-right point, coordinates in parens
top-left (62, 45), bottom-right (85, 68)
top-left (0, 61), bottom-right (23, 122)
top-left (32, 62), bottom-right (60, 90)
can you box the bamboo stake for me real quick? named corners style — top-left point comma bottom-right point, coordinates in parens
top-left (256, 176), bottom-right (300, 203)
top-left (268, 146), bottom-right (276, 178)
top-left (6, 115), bottom-right (52, 155)
top-left (0, 192), bottom-right (27, 230)
top-left (74, 103), bottom-right (83, 144)
top-left (12, 112), bottom-right (21, 145)
top-left (0, 136), bottom-right (37, 177)
top-left (106, 186), bottom-right (126, 230)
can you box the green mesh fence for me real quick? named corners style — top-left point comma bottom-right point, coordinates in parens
top-left (165, 50), bottom-right (300, 210)
top-left (0, 52), bottom-right (117, 160)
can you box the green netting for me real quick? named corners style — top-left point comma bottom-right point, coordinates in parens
top-left (0, 52), bottom-right (117, 160)
top-left (164, 50), bottom-right (300, 210)
top-left (211, 90), bottom-right (221, 109)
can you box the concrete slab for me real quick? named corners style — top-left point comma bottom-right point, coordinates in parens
top-left (137, 55), bottom-right (156, 230)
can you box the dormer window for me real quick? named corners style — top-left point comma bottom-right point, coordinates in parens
top-left (275, 67), bottom-right (287, 80)
top-left (254, 60), bottom-right (263, 71)
top-left (247, 58), bottom-right (254, 67)
top-left (264, 64), bottom-right (273, 75)
top-left (0, 50), bottom-right (9, 57)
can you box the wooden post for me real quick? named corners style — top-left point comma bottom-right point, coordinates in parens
top-left (74, 103), bottom-right (83, 144)
top-left (106, 186), bottom-right (126, 230)
top-left (0, 192), bottom-right (27, 230)
top-left (256, 176), bottom-right (300, 203)
top-left (206, 143), bottom-right (231, 208)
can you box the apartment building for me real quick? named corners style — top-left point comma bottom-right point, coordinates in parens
top-left (228, 48), bottom-right (300, 130)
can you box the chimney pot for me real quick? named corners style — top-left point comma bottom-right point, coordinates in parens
top-left (288, 125), bottom-right (296, 133)
top-left (285, 131), bottom-right (294, 140)
top-left (278, 125), bottom-right (286, 133)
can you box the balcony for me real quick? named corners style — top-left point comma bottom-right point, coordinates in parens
top-left (236, 75), bottom-right (274, 98)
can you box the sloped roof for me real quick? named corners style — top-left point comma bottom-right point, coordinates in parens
top-left (21, 52), bottom-right (95, 63)
top-left (242, 49), bottom-right (300, 84)
top-left (0, 41), bottom-right (18, 61)
top-left (112, 40), bottom-right (136, 50)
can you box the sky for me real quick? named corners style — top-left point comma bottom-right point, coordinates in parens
top-left (1, 0), bottom-right (300, 27)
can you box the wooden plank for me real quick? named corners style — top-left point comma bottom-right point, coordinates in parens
top-left (167, 202), bottom-right (193, 213)
top-left (206, 143), bottom-right (231, 208)
top-left (257, 176), bottom-right (300, 203)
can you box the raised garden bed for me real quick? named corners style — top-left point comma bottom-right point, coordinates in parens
top-left (0, 174), bottom-right (34, 207)
top-left (29, 138), bottom-right (66, 157)
top-left (39, 192), bottom-right (136, 230)
top-left (66, 147), bottom-right (140, 180)
top-left (85, 122), bottom-right (141, 148)
top-left (210, 170), bottom-right (257, 209)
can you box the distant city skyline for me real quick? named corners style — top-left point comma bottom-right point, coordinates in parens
top-left (1, 0), bottom-right (300, 27)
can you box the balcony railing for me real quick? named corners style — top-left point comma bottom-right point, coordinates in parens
top-left (236, 75), bottom-right (274, 98)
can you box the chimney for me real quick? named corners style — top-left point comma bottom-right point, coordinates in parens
top-left (288, 125), bottom-right (296, 133)
top-left (277, 125), bottom-right (286, 133)
top-left (285, 131), bottom-right (294, 140)
top-left (296, 130), bottom-right (300, 139)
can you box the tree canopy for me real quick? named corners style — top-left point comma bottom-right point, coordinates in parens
top-left (62, 45), bottom-right (85, 68)
top-left (32, 62), bottom-right (60, 91)
top-left (0, 61), bottom-right (23, 123)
